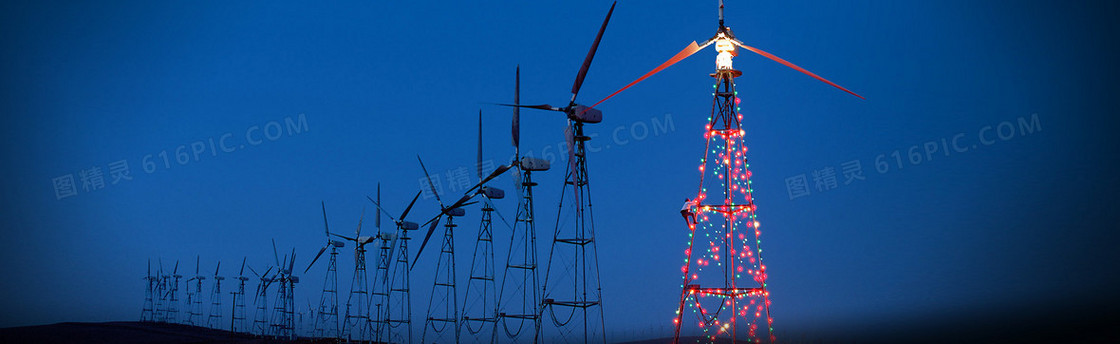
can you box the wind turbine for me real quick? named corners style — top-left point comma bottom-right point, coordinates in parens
top-left (584, 2), bottom-right (863, 343)
top-left (186, 255), bottom-right (205, 326)
top-left (207, 260), bottom-right (224, 329)
top-left (141, 259), bottom-right (155, 322)
top-left (334, 206), bottom-right (374, 342)
top-left (494, 2), bottom-right (617, 342)
top-left (306, 201), bottom-right (344, 340)
top-left (249, 264), bottom-right (276, 336)
top-left (493, 65), bottom-right (553, 344)
top-left (155, 259), bottom-right (168, 322)
top-left (367, 189), bottom-right (423, 344)
top-left (163, 260), bottom-right (182, 323)
top-left (230, 257), bottom-right (250, 333)
top-left (462, 110), bottom-right (507, 342)
top-left (269, 241), bottom-right (298, 339)
top-left (495, 2), bottom-right (622, 342)
top-left (415, 155), bottom-right (473, 344)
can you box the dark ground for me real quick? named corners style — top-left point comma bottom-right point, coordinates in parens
top-left (622, 297), bottom-right (1120, 344)
top-left (3, 300), bottom-right (1118, 344)
top-left (0, 321), bottom-right (332, 344)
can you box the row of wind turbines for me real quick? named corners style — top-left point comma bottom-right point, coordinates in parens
top-left (141, 0), bottom-right (625, 340)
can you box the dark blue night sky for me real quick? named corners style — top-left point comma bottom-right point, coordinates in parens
top-left (2, 0), bottom-right (1118, 342)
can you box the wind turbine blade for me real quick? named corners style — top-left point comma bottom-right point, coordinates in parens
top-left (444, 194), bottom-right (474, 213)
top-left (470, 164), bottom-right (513, 194)
top-left (240, 257), bottom-right (246, 276)
top-left (420, 213), bottom-right (440, 229)
top-left (571, 1), bottom-right (616, 104)
top-left (376, 183), bottom-right (381, 230)
top-left (399, 190), bottom-right (422, 221)
top-left (330, 232), bottom-right (358, 241)
top-left (215, 261), bottom-right (220, 276)
top-left (736, 42), bottom-right (864, 99)
top-left (417, 155), bottom-right (444, 207)
top-left (513, 66), bottom-right (520, 159)
top-left (496, 103), bottom-right (558, 111)
top-left (386, 232), bottom-right (401, 275)
top-left (289, 248), bottom-right (296, 273)
top-left (195, 255), bottom-right (200, 275)
top-left (321, 201), bottom-right (331, 237)
top-left (247, 264), bottom-right (260, 278)
top-left (586, 40), bottom-right (703, 111)
top-left (366, 195), bottom-right (397, 223)
top-left (173, 260), bottom-right (179, 274)
top-left (478, 109), bottom-right (483, 180)
top-left (412, 216), bottom-right (442, 269)
top-left (356, 207), bottom-right (365, 238)
top-left (272, 239), bottom-right (280, 267)
top-left (305, 246), bottom-right (328, 274)
top-left (565, 123), bottom-right (580, 204)
top-left (514, 168), bottom-right (523, 201)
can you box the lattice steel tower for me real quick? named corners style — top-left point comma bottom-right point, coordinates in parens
top-left (167, 261), bottom-right (182, 323)
top-left (230, 258), bottom-right (250, 333)
top-left (142, 260), bottom-right (155, 322)
top-left (420, 208), bottom-right (463, 344)
top-left (494, 66), bottom-right (554, 344)
top-left (207, 261), bottom-right (224, 329)
top-left (251, 265), bottom-right (275, 336)
top-left (307, 202), bottom-right (343, 340)
top-left (186, 256), bottom-right (205, 326)
top-left (369, 191), bottom-right (422, 344)
top-left (660, 2), bottom-right (862, 341)
top-left (671, 36), bottom-right (775, 341)
top-left (385, 222), bottom-right (415, 344)
top-left (522, 4), bottom-right (616, 342)
top-left (269, 243), bottom-right (298, 339)
top-left (463, 111), bottom-right (505, 343)
top-left (340, 208), bottom-right (373, 342)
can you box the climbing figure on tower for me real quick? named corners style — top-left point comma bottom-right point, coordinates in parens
top-left (680, 198), bottom-right (698, 227)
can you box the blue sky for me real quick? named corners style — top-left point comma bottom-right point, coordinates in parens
top-left (2, 0), bottom-right (1118, 341)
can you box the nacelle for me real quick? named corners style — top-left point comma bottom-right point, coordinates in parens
top-left (481, 186), bottom-right (505, 199)
top-left (446, 207), bottom-right (466, 217)
top-left (400, 221), bottom-right (419, 231)
top-left (570, 105), bottom-right (602, 123)
top-left (520, 157), bottom-right (551, 171)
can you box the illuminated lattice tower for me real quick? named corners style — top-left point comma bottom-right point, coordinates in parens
top-left (672, 37), bottom-right (774, 343)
